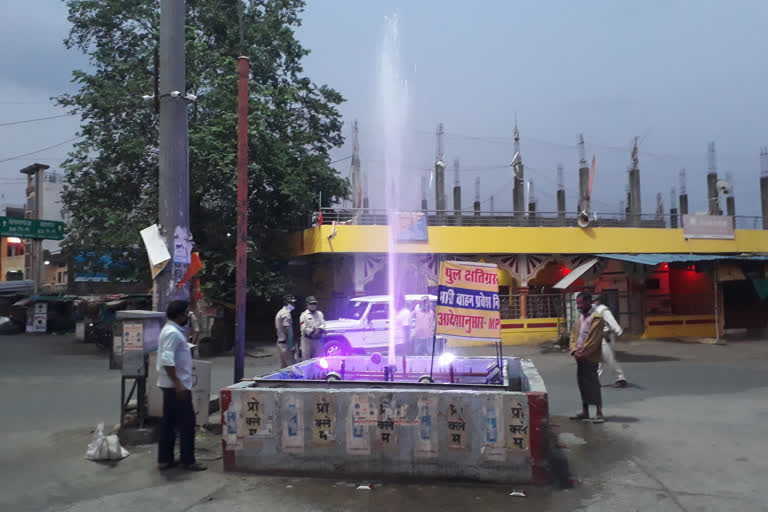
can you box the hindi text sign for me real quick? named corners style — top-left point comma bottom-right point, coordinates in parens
top-left (436, 261), bottom-right (501, 341)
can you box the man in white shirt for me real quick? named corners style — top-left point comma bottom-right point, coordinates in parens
top-left (393, 295), bottom-right (412, 353)
top-left (593, 295), bottom-right (628, 388)
top-left (156, 300), bottom-right (206, 471)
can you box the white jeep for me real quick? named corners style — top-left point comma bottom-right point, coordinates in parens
top-left (322, 294), bottom-right (437, 356)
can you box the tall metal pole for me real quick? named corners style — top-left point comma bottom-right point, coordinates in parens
top-left (157, 0), bottom-right (191, 313)
top-left (234, 56), bottom-right (250, 383)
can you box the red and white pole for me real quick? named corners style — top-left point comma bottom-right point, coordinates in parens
top-left (234, 56), bottom-right (249, 383)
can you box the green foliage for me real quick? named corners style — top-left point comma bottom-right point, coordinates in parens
top-left (57, 0), bottom-right (348, 298)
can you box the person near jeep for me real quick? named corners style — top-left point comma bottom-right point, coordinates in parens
top-left (300, 296), bottom-right (326, 360)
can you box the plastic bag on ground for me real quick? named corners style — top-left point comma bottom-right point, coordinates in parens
top-left (85, 423), bottom-right (130, 461)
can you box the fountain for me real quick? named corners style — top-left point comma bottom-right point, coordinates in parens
top-left (219, 16), bottom-right (550, 485)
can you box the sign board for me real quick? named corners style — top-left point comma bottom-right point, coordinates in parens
top-left (683, 214), bottom-right (734, 240)
top-left (0, 216), bottom-right (65, 240)
top-left (396, 212), bottom-right (428, 242)
top-left (435, 261), bottom-right (501, 341)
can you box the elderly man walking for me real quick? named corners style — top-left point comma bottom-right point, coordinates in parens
top-left (593, 295), bottom-right (628, 388)
top-left (569, 291), bottom-right (607, 424)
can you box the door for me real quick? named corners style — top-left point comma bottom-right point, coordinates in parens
top-left (366, 302), bottom-right (390, 350)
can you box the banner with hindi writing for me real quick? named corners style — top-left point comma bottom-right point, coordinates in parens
top-left (435, 261), bottom-right (501, 341)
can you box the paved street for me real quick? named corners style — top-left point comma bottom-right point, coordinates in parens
top-left (1, 333), bottom-right (767, 511)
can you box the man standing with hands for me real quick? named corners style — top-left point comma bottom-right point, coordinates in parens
top-left (275, 295), bottom-right (297, 368)
top-left (300, 296), bottom-right (326, 360)
top-left (569, 291), bottom-right (607, 424)
top-left (156, 300), bottom-right (206, 471)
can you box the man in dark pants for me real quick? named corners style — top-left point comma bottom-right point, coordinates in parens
top-left (569, 291), bottom-right (607, 424)
top-left (156, 300), bottom-right (206, 471)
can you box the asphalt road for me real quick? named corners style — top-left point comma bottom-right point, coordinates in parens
top-left (1, 333), bottom-right (766, 511)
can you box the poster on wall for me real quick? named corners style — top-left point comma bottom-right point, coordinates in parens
top-left (435, 261), bottom-right (501, 342)
top-left (396, 212), bottom-right (428, 242)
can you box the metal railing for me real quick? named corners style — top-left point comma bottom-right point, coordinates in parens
top-left (498, 293), bottom-right (563, 320)
top-left (304, 208), bottom-right (765, 231)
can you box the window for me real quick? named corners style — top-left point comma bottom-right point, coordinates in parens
top-left (341, 300), bottom-right (368, 321)
top-left (368, 303), bottom-right (390, 321)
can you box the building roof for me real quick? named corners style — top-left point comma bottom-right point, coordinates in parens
top-left (596, 253), bottom-right (768, 266)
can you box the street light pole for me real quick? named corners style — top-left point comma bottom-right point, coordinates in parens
top-left (156, 0), bottom-right (191, 313)
top-left (234, 56), bottom-right (249, 383)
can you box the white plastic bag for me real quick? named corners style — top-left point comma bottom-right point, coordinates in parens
top-left (85, 423), bottom-right (130, 461)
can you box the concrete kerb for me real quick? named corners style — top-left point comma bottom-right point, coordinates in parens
top-left (219, 356), bottom-right (551, 485)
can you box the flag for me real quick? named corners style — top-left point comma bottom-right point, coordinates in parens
top-left (177, 252), bottom-right (203, 288)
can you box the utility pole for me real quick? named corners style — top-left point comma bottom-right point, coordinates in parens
top-left (350, 119), bottom-right (362, 208)
top-left (434, 123), bottom-right (446, 216)
top-left (234, 56), bottom-right (249, 383)
top-left (156, 0), bottom-right (191, 314)
top-left (19, 163), bottom-right (49, 293)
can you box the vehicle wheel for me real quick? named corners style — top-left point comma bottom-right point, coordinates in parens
top-left (324, 338), bottom-right (350, 357)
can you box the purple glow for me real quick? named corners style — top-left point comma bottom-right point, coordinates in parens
top-left (319, 358), bottom-right (329, 369)
top-left (438, 352), bottom-right (455, 366)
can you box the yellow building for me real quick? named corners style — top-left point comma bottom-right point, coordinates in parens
top-left (282, 211), bottom-right (768, 345)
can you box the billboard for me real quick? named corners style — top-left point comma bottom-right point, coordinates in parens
top-left (435, 261), bottom-right (501, 341)
top-left (683, 214), bottom-right (734, 240)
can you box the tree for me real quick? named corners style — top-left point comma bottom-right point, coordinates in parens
top-left (57, 0), bottom-right (348, 299)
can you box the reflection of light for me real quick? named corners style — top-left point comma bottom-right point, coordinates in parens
top-left (438, 352), bottom-right (455, 365)
top-left (319, 358), bottom-right (329, 369)
top-left (660, 262), bottom-right (669, 271)
top-left (7, 237), bottom-right (22, 244)
top-left (44, 260), bottom-right (50, 265)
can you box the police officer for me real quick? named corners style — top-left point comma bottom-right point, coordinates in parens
top-left (275, 295), bottom-right (297, 368)
top-left (300, 296), bottom-right (326, 360)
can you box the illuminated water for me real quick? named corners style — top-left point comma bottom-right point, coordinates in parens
top-left (378, 14), bottom-right (408, 366)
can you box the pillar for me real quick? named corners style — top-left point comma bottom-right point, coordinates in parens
top-left (473, 200), bottom-right (480, 217)
top-left (435, 163), bottom-right (445, 215)
top-left (513, 171), bottom-right (524, 220)
top-left (707, 172), bottom-right (720, 215)
top-left (762, 176), bottom-right (768, 230)
top-left (0, 237), bottom-right (6, 282)
top-left (629, 168), bottom-right (642, 227)
top-left (453, 185), bottom-right (462, 226)
top-left (670, 208), bottom-right (678, 228)
top-left (557, 189), bottom-right (566, 225)
top-left (519, 286), bottom-right (528, 320)
top-left (578, 165), bottom-right (589, 213)
top-left (679, 193), bottom-right (688, 227)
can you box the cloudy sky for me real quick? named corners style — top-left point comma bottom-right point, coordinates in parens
top-left (2, 0), bottom-right (768, 220)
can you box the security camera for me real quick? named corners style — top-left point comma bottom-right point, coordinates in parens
top-left (141, 94), bottom-right (155, 102)
top-left (184, 93), bottom-right (197, 102)
top-left (169, 91), bottom-right (181, 98)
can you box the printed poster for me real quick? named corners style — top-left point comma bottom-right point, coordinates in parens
top-left (436, 261), bottom-right (501, 341)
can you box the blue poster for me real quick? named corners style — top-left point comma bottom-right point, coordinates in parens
top-left (396, 212), bottom-right (428, 242)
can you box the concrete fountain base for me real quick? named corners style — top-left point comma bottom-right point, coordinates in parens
top-left (220, 355), bottom-right (549, 484)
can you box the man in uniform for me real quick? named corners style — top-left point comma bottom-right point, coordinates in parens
top-left (569, 291), bottom-right (607, 424)
top-left (275, 295), bottom-right (297, 368)
top-left (300, 296), bottom-right (326, 360)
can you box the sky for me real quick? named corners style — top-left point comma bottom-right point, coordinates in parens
top-left (2, 0), bottom-right (768, 220)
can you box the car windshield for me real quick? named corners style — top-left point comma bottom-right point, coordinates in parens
top-left (340, 300), bottom-right (368, 321)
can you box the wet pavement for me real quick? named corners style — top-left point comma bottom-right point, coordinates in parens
top-left (1, 333), bottom-right (767, 511)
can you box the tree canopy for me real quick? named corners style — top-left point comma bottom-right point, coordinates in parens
top-left (57, 0), bottom-right (348, 299)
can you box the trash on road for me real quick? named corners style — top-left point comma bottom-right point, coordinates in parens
top-left (509, 490), bottom-right (527, 497)
top-left (557, 432), bottom-right (587, 447)
top-left (85, 423), bottom-right (130, 461)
